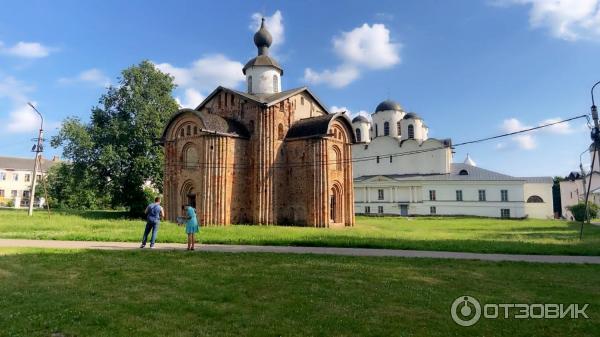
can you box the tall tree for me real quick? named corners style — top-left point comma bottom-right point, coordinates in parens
top-left (52, 60), bottom-right (178, 215)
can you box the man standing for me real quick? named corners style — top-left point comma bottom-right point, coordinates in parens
top-left (140, 197), bottom-right (165, 249)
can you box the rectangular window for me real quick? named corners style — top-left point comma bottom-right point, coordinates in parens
top-left (11, 190), bottom-right (17, 197)
top-left (365, 206), bottom-right (370, 214)
top-left (429, 190), bottom-right (436, 201)
top-left (13, 174), bottom-right (18, 181)
top-left (376, 156), bottom-right (380, 164)
top-left (37, 174), bottom-right (42, 181)
top-left (456, 190), bottom-right (463, 201)
top-left (378, 189), bottom-right (384, 200)
top-left (501, 208), bottom-right (510, 218)
top-left (0, 190), bottom-right (4, 197)
top-left (23, 191), bottom-right (30, 199)
top-left (478, 189), bottom-right (486, 201)
top-left (430, 206), bottom-right (436, 215)
top-left (25, 174), bottom-right (31, 182)
top-left (501, 190), bottom-right (508, 202)
top-left (378, 206), bottom-right (384, 214)
top-left (0, 172), bottom-right (5, 180)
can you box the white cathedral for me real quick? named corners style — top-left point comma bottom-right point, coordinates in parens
top-left (351, 99), bottom-right (554, 219)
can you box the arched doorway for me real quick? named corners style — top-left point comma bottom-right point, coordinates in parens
top-left (329, 182), bottom-right (343, 225)
top-left (181, 180), bottom-right (197, 209)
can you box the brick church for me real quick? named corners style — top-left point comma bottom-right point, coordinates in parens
top-left (161, 19), bottom-right (355, 227)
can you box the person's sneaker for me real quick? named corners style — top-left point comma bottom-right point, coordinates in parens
top-left (149, 245), bottom-right (154, 249)
top-left (140, 244), bottom-right (145, 249)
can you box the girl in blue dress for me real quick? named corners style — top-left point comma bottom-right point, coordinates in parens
top-left (181, 205), bottom-right (199, 251)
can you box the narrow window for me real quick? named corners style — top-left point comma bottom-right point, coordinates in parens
top-left (430, 206), bottom-right (437, 215)
top-left (25, 174), bottom-right (31, 182)
top-left (280, 102), bottom-right (284, 112)
top-left (273, 75), bottom-right (278, 92)
top-left (376, 156), bottom-right (380, 164)
top-left (396, 121), bottom-right (402, 136)
top-left (378, 206), bottom-right (384, 214)
top-left (249, 120), bottom-right (255, 134)
top-left (247, 76), bottom-right (252, 93)
top-left (429, 190), bottom-right (436, 201)
top-left (389, 156), bottom-right (393, 163)
top-left (478, 190), bottom-right (486, 201)
top-left (456, 190), bottom-right (463, 201)
top-left (356, 128), bottom-right (362, 142)
top-left (501, 209), bottom-right (510, 218)
top-left (378, 189), bottom-right (384, 200)
top-left (384, 122), bottom-right (390, 136)
top-left (230, 93), bottom-right (234, 106)
top-left (333, 146), bottom-right (342, 170)
top-left (501, 190), bottom-right (508, 202)
top-left (301, 97), bottom-right (305, 105)
top-left (180, 129), bottom-right (184, 137)
top-left (365, 206), bottom-right (370, 214)
top-left (0, 190), bottom-right (4, 197)
top-left (186, 125), bottom-right (191, 136)
top-left (13, 174), bottom-right (18, 181)
top-left (193, 126), bottom-right (198, 135)
top-left (375, 124), bottom-right (379, 137)
top-left (277, 123), bottom-right (284, 140)
top-left (408, 125), bottom-right (414, 139)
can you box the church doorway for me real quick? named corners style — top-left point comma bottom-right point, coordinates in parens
top-left (186, 191), bottom-right (196, 208)
top-left (329, 183), bottom-right (343, 225)
top-left (181, 180), bottom-right (197, 209)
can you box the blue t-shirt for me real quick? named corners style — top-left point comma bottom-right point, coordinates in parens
top-left (147, 203), bottom-right (162, 222)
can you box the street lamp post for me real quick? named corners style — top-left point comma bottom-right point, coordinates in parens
top-left (27, 102), bottom-right (44, 217)
top-left (581, 81), bottom-right (600, 239)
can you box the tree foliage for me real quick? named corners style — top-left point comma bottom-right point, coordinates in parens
top-left (567, 202), bottom-right (599, 222)
top-left (51, 61), bottom-right (178, 215)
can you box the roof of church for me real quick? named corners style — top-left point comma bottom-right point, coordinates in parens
top-left (243, 18), bottom-right (283, 75)
top-left (403, 112), bottom-right (422, 120)
top-left (355, 163), bottom-right (552, 183)
top-left (286, 112), bottom-right (356, 142)
top-left (243, 55), bottom-right (283, 75)
top-left (352, 115), bottom-right (369, 123)
top-left (161, 108), bottom-right (250, 139)
top-left (196, 86), bottom-right (330, 113)
top-left (374, 99), bottom-right (403, 113)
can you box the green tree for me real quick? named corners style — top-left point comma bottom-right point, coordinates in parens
top-left (567, 202), bottom-right (599, 222)
top-left (52, 61), bottom-right (178, 216)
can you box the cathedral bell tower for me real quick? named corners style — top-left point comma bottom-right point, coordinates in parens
top-left (242, 18), bottom-right (283, 95)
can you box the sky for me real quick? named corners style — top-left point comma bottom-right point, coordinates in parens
top-left (1, 0), bottom-right (599, 177)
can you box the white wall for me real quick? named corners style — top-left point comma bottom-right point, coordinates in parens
top-left (352, 138), bottom-right (451, 178)
top-left (352, 121), bottom-right (371, 143)
top-left (371, 109), bottom-right (404, 139)
top-left (246, 66), bottom-right (281, 94)
top-left (523, 182), bottom-right (554, 219)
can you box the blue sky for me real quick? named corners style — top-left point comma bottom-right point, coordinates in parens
top-left (1, 0), bottom-right (599, 177)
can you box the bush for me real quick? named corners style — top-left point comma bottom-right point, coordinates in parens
top-left (6, 199), bottom-right (14, 208)
top-left (567, 202), bottom-right (599, 222)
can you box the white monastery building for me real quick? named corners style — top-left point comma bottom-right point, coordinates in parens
top-left (0, 156), bottom-right (59, 208)
top-left (351, 100), bottom-right (554, 219)
top-left (559, 144), bottom-right (600, 220)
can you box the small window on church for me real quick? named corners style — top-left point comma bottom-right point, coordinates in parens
top-left (384, 122), bottom-right (390, 136)
top-left (247, 76), bottom-right (252, 93)
top-left (408, 125), bottom-right (414, 139)
top-left (301, 97), bottom-right (305, 105)
top-left (180, 128), bottom-right (184, 138)
top-left (230, 93), bottom-right (234, 106)
top-left (459, 169), bottom-right (469, 176)
top-left (277, 123), bottom-right (284, 140)
top-left (273, 75), bottom-right (278, 92)
top-left (375, 124), bottom-right (379, 137)
top-left (279, 102), bottom-right (284, 112)
top-left (249, 120), bottom-right (255, 134)
top-left (356, 128), bottom-right (362, 142)
top-left (193, 126), bottom-right (198, 135)
top-left (333, 146), bottom-right (342, 170)
top-left (397, 121), bottom-right (402, 136)
top-left (186, 125), bottom-right (191, 136)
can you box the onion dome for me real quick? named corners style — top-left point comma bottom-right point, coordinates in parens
top-left (243, 18), bottom-right (283, 75)
top-left (403, 112), bottom-right (422, 120)
top-left (352, 115), bottom-right (369, 123)
top-left (375, 99), bottom-right (402, 113)
top-left (464, 154), bottom-right (477, 166)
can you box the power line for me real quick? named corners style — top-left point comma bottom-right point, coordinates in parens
top-left (157, 114), bottom-right (588, 170)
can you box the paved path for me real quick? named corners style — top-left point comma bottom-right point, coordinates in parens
top-left (0, 239), bottom-right (599, 264)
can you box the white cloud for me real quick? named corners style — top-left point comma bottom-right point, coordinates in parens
top-left (501, 118), bottom-right (537, 149)
top-left (6, 103), bottom-right (41, 133)
top-left (304, 23), bottom-right (401, 88)
top-left (0, 76), bottom-right (32, 103)
top-left (0, 41), bottom-right (53, 58)
top-left (495, 0), bottom-right (600, 40)
top-left (176, 88), bottom-right (205, 109)
top-left (58, 68), bottom-right (111, 87)
top-left (250, 10), bottom-right (284, 51)
top-left (330, 105), bottom-right (370, 119)
top-left (539, 117), bottom-right (574, 134)
top-left (499, 116), bottom-right (576, 150)
top-left (155, 54), bottom-right (245, 95)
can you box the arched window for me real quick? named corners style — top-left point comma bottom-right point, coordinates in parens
top-left (332, 146), bottom-right (342, 170)
top-left (179, 128), bottom-right (184, 138)
top-left (356, 128), bottom-right (362, 142)
top-left (193, 126), bottom-right (198, 135)
top-left (273, 75), bottom-right (278, 92)
top-left (183, 144), bottom-right (198, 169)
top-left (375, 124), bottom-right (379, 137)
top-left (277, 123), bottom-right (284, 140)
top-left (247, 76), bottom-right (252, 93)
top-left (186, 125), bottom-right (191, 136)
top-left (396, 121), bottom-right (401, 136)
top-left (459, 169), bottom-right (469, 176)
top-left (408, 125), bottom-right (414, 139)
top-left (527, 195), bottom-right (544, 203)
top-left (384, 122), bottom-right (390, 136)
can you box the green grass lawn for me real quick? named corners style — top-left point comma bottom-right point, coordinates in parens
top-left (0, 209), bottom-right (599, 256)
top-left (0, 248), bottom-right (597, 337)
